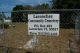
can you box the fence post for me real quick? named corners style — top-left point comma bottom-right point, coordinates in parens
top-left (3, 47), bottom-right (9, 53)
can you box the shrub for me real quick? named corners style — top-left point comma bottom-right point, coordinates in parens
top-left (4, 24), bottom-right (9, 29)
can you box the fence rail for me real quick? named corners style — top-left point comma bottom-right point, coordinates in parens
top-left (1, 9), bottom-right (80, 13)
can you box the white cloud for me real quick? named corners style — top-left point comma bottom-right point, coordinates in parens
top-left (17, 0), bottom-right (30, 3)
top-left (16, 0), bottom-right (49, 5)
top-left (18, 0), bottom-right (28, 2)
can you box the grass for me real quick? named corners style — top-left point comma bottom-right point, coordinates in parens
top-left (0, 22), bottom-right (75, 53)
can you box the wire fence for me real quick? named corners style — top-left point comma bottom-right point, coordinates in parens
top-left (0, 9), bottom-right (80, 53)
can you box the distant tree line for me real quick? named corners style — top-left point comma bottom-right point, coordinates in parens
top-left (11, 3), bottom-right (50, 22)
top-left (51, 0), bottom-right (80, 28)
top-left (11, 0), bottom-right (80, 28)
top-left (51, 0), bottom-right (80, 9)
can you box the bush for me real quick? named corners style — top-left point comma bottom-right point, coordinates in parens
top-left (0, 24), bottom-right (9, 29)
top-left (4, 24), bottom-right (9, 29)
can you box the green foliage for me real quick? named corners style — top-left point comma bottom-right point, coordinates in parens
top-left (11, 5), bottom-right (23, 22)
top-left (51, 0), bottom-right (80, 9)
top-left (50, 0), bottom-right (76, 28)
top-left (4, 24), bottom-right (9, 29)
top-left (11, 4), bottom-right (50, 22)
top-left (11, 5), bottom-right (32, 22)
top-left (34, 3), bottom-right (50, 10)
top-left (13, 5), bottom-right (23, 10)
top-left (0, 24), bottom-right (9, 29)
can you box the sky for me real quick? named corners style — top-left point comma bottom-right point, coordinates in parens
top-left (0, 0), bottom-right (51, 12)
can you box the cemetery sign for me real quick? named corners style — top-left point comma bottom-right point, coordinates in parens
top-left (28, 14), bottom-right (60, 36)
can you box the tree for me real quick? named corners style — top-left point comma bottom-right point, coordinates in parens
top-left (34, 3), bottom-right (50, 10)
top-left (11, 5), bottom-right (33, 22)
top-left (23, 5), bottom-right (33, 22)
top-left (51, 0), bottom-right (80, 9)
top-left (50, 0), bottom-right (80, 28)
top-left (23, 5), bottom-right (33, 10)
top-left (33, 3), bottom-right (50, 14)
top-left (11, 5), bottom-right (23, 22)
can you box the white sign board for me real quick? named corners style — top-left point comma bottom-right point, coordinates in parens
top-left (28, 14), bottom-right (60, 36)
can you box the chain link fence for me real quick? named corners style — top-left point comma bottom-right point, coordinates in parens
top-left (0, 9), bottom-right (80, 53)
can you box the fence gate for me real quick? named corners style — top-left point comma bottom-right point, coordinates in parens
top-left (0, 9), bottom-right (80, 53)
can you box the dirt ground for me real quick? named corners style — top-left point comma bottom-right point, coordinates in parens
top-left (0, 23), bottom-right (75, 53)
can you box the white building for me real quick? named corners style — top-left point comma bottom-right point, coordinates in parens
top-left (3, 18), bottom-right (12, 24)
top-left (0, 13), bottom-right (12, 35)
top-left (0, 13), bottom-right (12, 24)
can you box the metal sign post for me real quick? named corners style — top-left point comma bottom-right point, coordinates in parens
top-left (23, 35), bottom-right (38, 49)
top-left (31, 35), bottom-right (38, 47)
